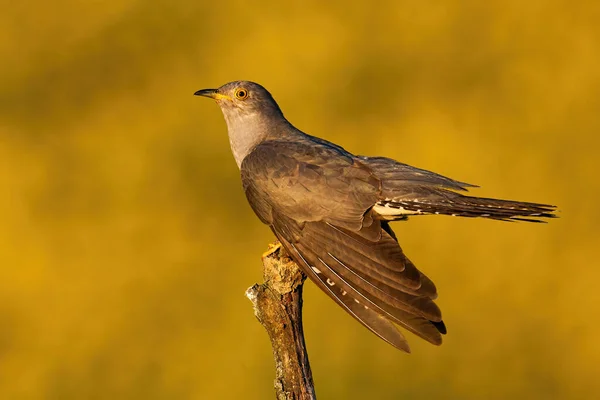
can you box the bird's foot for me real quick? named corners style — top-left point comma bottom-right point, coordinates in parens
top-left (262, 241), bottom-right (282, 259)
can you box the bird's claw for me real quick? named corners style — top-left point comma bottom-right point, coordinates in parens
top-left (262, 241), bottom-right (282, 259)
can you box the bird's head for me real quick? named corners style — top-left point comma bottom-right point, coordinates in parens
top-left (194, 81), bottom-right (283, 122)
top-left (195, 81), bottom-right (289, 167)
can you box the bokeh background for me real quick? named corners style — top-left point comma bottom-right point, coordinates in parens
top-left (1, 1), bottom-right (599, 398)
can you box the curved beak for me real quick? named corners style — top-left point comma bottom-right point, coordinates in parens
top-left (194, 88), bottom-right (232, 101)
top-left (194, 88), bottom-right (218, 98)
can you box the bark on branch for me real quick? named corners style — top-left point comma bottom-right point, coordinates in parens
top-left (245, 242), bottom-right (317, 400)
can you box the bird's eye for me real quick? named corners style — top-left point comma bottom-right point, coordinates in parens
top-left (235, 88), bottom-right (248, 100)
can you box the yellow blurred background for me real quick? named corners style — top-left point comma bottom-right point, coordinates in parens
top-left (1, 1), bottom-right (599, 398)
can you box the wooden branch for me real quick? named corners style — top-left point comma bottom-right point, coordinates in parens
top-left (245, 242), bottom-right (317, 400)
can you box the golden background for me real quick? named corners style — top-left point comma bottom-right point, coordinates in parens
top-left (1, 1), bottom-right (599, 398)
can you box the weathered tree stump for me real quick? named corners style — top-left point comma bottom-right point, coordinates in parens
top-left (245, 242), bottom-right (316, 400)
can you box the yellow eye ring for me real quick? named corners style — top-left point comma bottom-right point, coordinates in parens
top-left (235, 88), bottom-right (249, 100)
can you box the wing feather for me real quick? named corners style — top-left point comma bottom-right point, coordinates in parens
top-left (279, 236), bottom-right (412, 352)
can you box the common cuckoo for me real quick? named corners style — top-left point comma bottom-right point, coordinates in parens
top-left (195, 81), bottom-right (556, 352)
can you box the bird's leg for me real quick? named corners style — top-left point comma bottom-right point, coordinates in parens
top-left (262, 240), bottom-right (282, 259)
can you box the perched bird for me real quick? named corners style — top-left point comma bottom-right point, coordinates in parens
top-left (195, 81), bottom-right (556, 352)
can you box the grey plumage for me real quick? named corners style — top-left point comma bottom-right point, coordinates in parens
top-left (195, 81), bottom-right (556, 352)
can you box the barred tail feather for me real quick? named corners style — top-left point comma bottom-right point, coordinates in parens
top-left (375, 190), bottom-right (557, 222)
